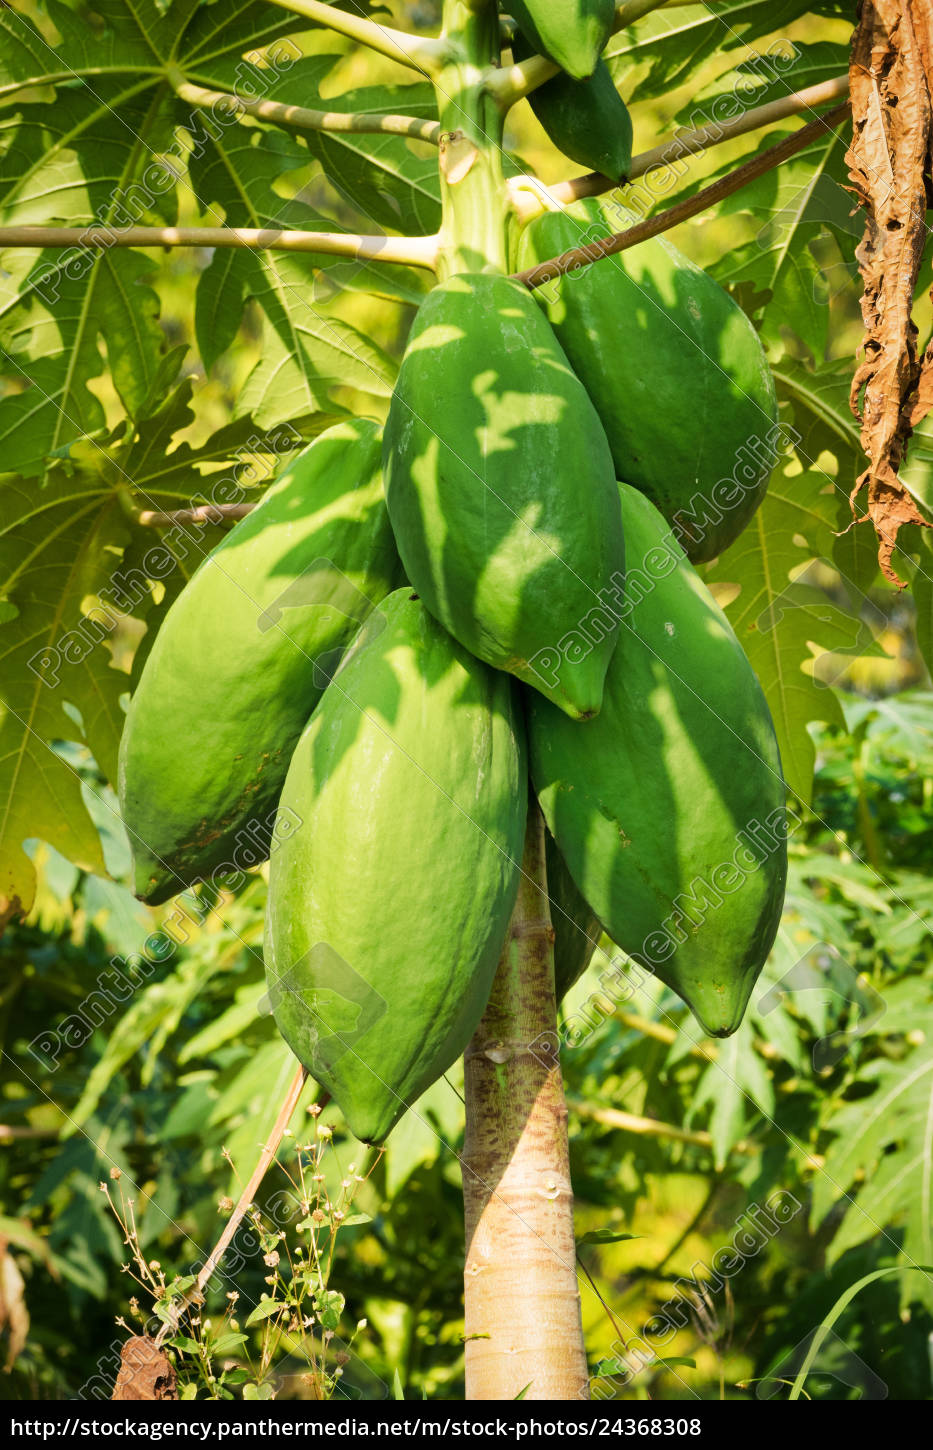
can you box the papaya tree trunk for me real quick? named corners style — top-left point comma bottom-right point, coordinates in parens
top-left (431, 0), bottom-right (588, 1398)
top-left (462, 799), bottom-right (589, 1400)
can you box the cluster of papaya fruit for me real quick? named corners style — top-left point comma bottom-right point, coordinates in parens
top-left (119, 3), bottom-right (787, 1145)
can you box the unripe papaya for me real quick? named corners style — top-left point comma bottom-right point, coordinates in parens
top-left (265, 590), bottom-right (527, 1144)
top-left (514, 36), bottom-right (632, 182)
top-left (509, 0), bottom-right (614, 79)
top-left (547, 833), bottom-right (601, 1003)
top-left (527, 484), bottom-right (786, 1037)
top-left (119, 419), bottom-right (403, 905)
top-left (516, 199), bottom-right (779, 563)
top-left (383, 272), bottom-right (624, 720)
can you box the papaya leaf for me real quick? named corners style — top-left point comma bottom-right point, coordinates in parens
top-left (0, 80), bottom-right (175, 476)
top-left (254, 53), bottom-right (442, 237)
top-left (774, 357), bottom-right (889, 591)
top-left (0, 5), bottom-right (394, 475)
top-left (675, 41), bottom-right (850, 127)
top-left (0, 247), bottom-right (170, 478)
top-left (0, 468), bottom-right (129, 925)
top-left (707, 356), bottom-right (896, 801)
top-left (174, 0), bottom-right (347, 80)
top-left (187, 122), bottom-right (397, 421)
top-left (714, 132), bottom-right (856, 359)
top-left (811, 1031), bottom-right (933, 1310)
top-left (0, 5), bottom-right (188, 477)
top-left (687, 1021), bottom-right (774, 1167)
top-left (0, 0), bottom-right (323, 100)
top-left (709, 463), bottom-right (847, 803)
top-left (655, 117), bottom-right (856, 359)
top-left (0, 2), bottom-right (165, 97)
top-left (0, 378), bottom-right (299, 925)
top-left (606, 1), bottom-right (837, 101)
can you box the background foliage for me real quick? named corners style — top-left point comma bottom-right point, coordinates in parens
top-left (2, 0), bottom-right (933, 1401)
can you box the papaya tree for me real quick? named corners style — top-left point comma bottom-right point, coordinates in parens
top-left (2, 0), bottom-right (931, 1402)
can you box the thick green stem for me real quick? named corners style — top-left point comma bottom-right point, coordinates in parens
top-left (434, 2), bottom-right (510, 277)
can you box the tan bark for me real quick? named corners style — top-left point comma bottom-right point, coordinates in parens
top-left (846, 0), bottom-right (933, 585)
top-left (462, 802), bottom-right (588, 1401)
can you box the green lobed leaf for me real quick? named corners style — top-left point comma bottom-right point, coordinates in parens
top-left (688, 1022), bottom-right (775, 1166)
top-left (0, 367), bottom-right (301, 924)
top-left (605, 1), bottom-right (838, 102)
top-left (187, 120), bottom-right (397, 420)
top-left (709, 462), bottom-right (847, 802)
top-left (812, 1032), bottom-right (933, 1310)
top-left (64, 948), bottom-right (232, 1130)
top-left (708, 124), bottom-right (857, 358)
top-left (0, 3), bottom-right (407, 481)
top-left (674, 41), bottom-right (850, 128)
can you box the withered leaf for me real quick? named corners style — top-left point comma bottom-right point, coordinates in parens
top-left (111, 1336), bottom-right (178, 1401)
top-left (0, 1241), bottom-right (29, 1372)
top-left (846, 0), bottom-right (933, 585)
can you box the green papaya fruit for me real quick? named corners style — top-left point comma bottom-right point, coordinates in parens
top-left (514, 36), bottom-right (632, 182)
top-left (383, 272), bottom-right (624, 721)
top-left (119, 419), bottom-right (402, 905)
top-left (516, 198), bottom-right (779, 563)
top-left (547, 832), bottom-right (601, 1003)
top-left (509, 0), bottom-right (614, 79)
top-left (527, 484), bottom-right (787, 1037)
top-left (265, 589), bottom-right (527, 1144)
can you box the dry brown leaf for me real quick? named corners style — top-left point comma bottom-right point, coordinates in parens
top-left (0, 1240), bottom-right (29, 1372)
top-left (910, 0), bottom-right (933, 419)
top-left (846, 0), bottom-right (933, 585)
top-left (111, 1335), bottom-right (178, 1400)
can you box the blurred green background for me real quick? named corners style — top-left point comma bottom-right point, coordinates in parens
top-left (3, 0), bottom-right (933, 1403)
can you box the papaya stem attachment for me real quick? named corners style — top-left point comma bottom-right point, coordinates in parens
top-left (511, 102), bottom-right (851, 288)
top-left (153, 1066), bottom-right (310, 1348)
top-left (0, 225), bottom-right (440, 270)
top-left (172, 76), bottom-right (441, 145)
top-left (263, 0), bottom-right (449, 74)
top-left (491, 0), bottom-right (671, 107)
